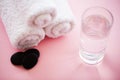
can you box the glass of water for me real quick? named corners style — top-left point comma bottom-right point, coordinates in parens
top-left (79, 6), bottom-right (113, 64)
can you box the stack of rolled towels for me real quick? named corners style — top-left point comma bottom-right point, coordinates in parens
top-left (0, 0), bottom-right (75, 50)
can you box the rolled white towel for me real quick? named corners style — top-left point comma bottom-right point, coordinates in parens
top-left (11, 25), bottom-right (45, 50)
top-left (44, 0), bottom-right (75, 38)
top-left (0, 0), bottom-right (45, 50)
top-left (12, 0), bottom-right (56, 28)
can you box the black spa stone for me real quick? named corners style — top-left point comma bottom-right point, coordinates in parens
top-left (22, 53), bottom-right (38, 69)
top-left (25, 48), bottom-right (40, 58)
top-left (11, 52), bottom-right (24, 65)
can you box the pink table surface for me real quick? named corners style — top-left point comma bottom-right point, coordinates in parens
top-left (0, 0), bottom-right (120, 80)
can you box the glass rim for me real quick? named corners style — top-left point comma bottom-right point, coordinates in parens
top-left (81, 6), bottom-right (114, 27)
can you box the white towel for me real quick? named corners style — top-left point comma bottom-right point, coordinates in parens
top-left (0, 0), bottom-right (56, 28)
top-left (44, 0), bottom-right (75, 38)
top-left (0, 0), bottom-right (47, 50)
top-left (13, 0), bottom-right (57, 28)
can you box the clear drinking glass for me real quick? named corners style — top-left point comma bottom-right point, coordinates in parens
top-left (79, 7), bottom-right (113, 64)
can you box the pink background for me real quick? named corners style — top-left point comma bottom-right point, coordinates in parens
top-left (0, 0), bottom-right (120, 80)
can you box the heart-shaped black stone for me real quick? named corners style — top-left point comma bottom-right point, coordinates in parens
top-left (10, 48), bottom-right (40, 69)
top-left (11, 52), bottom-right (25, 65)
top-left (22, 52), bottom-right (38, 69)
top-left (25, 48), bottom-right (40, 58)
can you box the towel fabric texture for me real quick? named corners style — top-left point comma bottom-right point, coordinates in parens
top-left (44, 0), bottom-right (75, 38)
top-left (0, 0), bottom-right (57, 49)
top-left (0, 0), bottom-right (75, 50)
